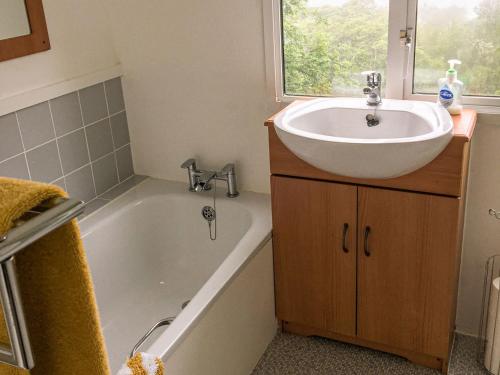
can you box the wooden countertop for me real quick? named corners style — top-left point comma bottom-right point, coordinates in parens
top-left (451, 109), bottom-right (477, 141)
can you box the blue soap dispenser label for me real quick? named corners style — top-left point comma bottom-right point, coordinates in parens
top-left (439, 88), bottom-right (454, 108)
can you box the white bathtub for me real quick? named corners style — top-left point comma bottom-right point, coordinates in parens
top-left (79, 178), bottom-right (275, 374)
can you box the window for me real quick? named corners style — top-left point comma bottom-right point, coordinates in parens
top-left (282, 0), bottom-right (389, 97)
top-left (412, 0), bottom-right (500, 97)
top-left (269, 0), bottom-right (500, 108)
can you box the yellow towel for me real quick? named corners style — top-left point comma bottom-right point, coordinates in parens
top-left (118, 353), bottom-right (164, 375)
top-left (0, 177), bottom-right (110, 375)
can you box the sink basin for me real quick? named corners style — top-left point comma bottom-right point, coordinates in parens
top-left (273, 98), bottom-right (454, 179)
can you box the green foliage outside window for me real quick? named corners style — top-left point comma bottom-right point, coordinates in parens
top-left (282, 0), bottom-right (500, 97)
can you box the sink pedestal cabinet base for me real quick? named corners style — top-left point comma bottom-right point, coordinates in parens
top-left (266, 108), bottom-right (476, 374)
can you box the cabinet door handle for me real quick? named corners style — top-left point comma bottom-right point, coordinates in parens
top-left (364, 226), bottom-right (371, 257)
top-left (342, 223), bottom-right (349, 253)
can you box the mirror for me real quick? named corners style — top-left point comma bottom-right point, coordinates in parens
top-left (0, 1), bottom-right (31, 40)
top-left (0, 0), bottom-right (50, 62)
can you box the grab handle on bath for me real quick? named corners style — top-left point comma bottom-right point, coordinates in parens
top-left (130, 317), bottom-right (175, 358)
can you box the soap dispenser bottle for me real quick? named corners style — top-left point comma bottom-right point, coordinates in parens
top-left (437, 59), bottom-right (464, 115)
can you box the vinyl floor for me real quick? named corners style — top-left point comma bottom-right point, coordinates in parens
top-left (252, 332), bottom-right (488, 374)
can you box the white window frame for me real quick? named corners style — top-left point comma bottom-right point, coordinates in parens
top-left (264, 0), bottom-right (500, 113)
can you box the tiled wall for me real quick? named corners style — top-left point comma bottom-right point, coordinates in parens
top-left (0, 78), bottom-right (134, 203)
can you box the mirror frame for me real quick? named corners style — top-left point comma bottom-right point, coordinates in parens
top-left (0, 0), bottom-right (50, 62)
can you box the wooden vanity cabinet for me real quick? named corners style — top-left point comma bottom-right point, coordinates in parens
top-left (267, 108), bottom-right (476, 373)
top-left (271, 176), bottom-right (357, 337)
top-left (357, 187), bottom-right (461, 360)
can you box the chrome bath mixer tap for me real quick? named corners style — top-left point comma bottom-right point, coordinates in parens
top-left (181, 159), bottom-right (239, 198)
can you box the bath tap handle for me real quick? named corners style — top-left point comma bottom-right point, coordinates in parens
top-left (181, 158), bottom-right (197, 170)
top-left (221, 163), bottom-right (235, 176)
top-left (221, 163), bottom-right (239, 198)
top-left (181, 159), bottom-right (198, 192)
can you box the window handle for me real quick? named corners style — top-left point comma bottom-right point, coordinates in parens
top-left (399, 28), bottom-right (413, 48)
top-left (400, 28), bottom-right (414, 79)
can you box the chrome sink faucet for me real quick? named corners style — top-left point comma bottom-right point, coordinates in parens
top-left (181, 159), bottom-right (239, 198)
top-left (363, 72), bottom-right (382, 106)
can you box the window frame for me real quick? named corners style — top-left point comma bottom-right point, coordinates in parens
top-left (265, 0), bottom-right (500, 113)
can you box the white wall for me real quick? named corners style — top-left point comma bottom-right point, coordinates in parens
top-left (456, 114), bottom-right (500, 335)
top-left (0, 0), bottom-right (119, 100)
top-left (102, 0), bottom-right (280, 194)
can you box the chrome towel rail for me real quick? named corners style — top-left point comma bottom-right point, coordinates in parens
top-left (0, 197), bottom-right (85, 370)
top-left (0, 198), bottom-right (85, 262)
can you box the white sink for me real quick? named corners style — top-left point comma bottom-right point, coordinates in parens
top-left (274, 98), bottom-right (454, 179)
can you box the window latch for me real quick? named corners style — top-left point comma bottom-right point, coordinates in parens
top-left (400, 28), bottom-right (413, 48)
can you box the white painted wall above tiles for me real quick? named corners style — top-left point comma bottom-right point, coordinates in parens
top-left (102, 0), bottom-right (280, 194)
top-left (0, 0), bottom-right (120, 112)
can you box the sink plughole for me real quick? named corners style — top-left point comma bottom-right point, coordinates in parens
top-left (273, 98), bottom-right (454, 179)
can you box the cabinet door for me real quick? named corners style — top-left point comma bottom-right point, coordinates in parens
top-left (271, 176), bottom-right (357, 336)
top-left (357, 187), bottom-right (460, 358)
